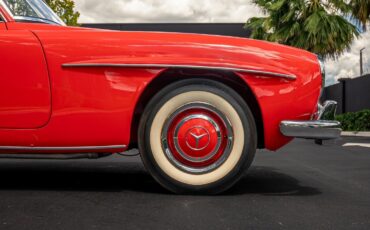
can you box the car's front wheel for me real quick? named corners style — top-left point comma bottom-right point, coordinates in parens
top-left (139, 79), bottom-right (257, 194)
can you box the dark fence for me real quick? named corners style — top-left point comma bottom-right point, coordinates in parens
top-left (324, 83), bottom-right (344, 114)
top-left (82, 23), bottom-right (369, 114)
top-left (82, 23), bottom-right (250, 38)
top-left (324, 74), bottom-right (370, 114)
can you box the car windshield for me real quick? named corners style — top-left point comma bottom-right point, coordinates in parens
top-left (2, 0), bottom-right (65, 25)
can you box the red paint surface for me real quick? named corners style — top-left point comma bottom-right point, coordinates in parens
top-left (0, 30), bottom-right (51, 129)
top-left (0, 8), bottom-right (322, 152)
top-left (238, 73), bottom-right (321, 150)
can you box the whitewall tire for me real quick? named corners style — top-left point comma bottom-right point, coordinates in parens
top-left (138, 79), bottom-right (257, 194)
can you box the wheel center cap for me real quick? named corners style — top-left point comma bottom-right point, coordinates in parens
top-left (185, 127), bottom-right (210, 151)
top-left (161, 104), bottom-right (234, 172)
top-left (173, 115), bottom-right (221, 161)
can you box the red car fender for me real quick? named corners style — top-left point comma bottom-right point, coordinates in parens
top-left (0, 22), bottom-right (322, 151)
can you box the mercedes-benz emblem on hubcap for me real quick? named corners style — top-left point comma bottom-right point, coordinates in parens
top-left (185, 127), bottom-right (210, 151)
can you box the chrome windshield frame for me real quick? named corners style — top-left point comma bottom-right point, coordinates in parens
top-left (0, 1), bottom-right (11, 22)
top-left (14, 15), bottom-right (63, 25)
top-left (0, 0), bottom-right (65, 26)
top-left (0, 11), bottom-right (5, 22)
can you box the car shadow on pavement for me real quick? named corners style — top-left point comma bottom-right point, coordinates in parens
top-left (0, 160), bottom-right (321, 196)
top-left (227, 166), bottom-right (321, 196)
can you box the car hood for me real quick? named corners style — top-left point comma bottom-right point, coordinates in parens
top-left (34, 27), bottom-right (321, 81)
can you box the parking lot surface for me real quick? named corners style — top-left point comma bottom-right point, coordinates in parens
top-left (0, 137), bottom-right (369, 230)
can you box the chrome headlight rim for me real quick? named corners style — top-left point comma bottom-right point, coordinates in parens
top-left (318, 58), bottom-right (326, 84)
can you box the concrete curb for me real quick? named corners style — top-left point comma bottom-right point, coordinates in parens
top-left (341, 132), bottom-right (370, 137)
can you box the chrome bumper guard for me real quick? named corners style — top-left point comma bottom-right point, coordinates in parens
top-left (280, 101), bottom-right (342, 140)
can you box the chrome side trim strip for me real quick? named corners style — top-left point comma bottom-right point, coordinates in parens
top-left (62, 63), bottom-right (297, 80)
top-left (0, 153), bottom-right (111, 160)
top-left (0, 145), bottom-right (126, 151)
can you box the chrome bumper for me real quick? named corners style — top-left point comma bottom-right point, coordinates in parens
top-left (280, 101), bottom-right (342, 140)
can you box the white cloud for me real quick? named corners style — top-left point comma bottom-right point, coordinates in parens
top-left (74, 0), bottom-right (262, 23)
top-left (73, 0), bottom-right (369, 86)
top-left (325, 27), bottom-right (370, 85)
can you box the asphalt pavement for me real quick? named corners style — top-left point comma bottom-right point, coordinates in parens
top-left (0, 137), bottom-right (369, 230)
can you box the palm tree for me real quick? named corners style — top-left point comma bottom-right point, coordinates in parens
top-left (245, 0), bottom-right (359, 59)
top-left (349, 0), bottom-right (370, 31)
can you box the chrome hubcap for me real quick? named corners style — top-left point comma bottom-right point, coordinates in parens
top-left (161, 103), bottom-right (233, 174)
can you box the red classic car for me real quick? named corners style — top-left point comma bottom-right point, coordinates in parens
top-left (0, 0), bottom-right (341, 194)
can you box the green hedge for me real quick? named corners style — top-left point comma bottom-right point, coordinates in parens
top-left (335, 109), bottom-right (370, 131)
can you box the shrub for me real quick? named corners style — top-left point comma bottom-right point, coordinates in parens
top-left (335, 109), bottom-right (370, 131)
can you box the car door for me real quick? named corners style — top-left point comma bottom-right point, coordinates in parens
top-left (0, 27), bottom-right (51, 129)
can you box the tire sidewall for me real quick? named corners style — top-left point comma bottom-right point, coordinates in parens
top-left (139, 79), bottom-right (257, 194)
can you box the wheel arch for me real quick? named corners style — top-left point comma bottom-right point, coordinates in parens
top-left (130, 68), bottom-right (265, 149)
